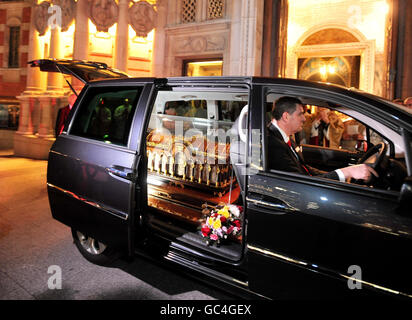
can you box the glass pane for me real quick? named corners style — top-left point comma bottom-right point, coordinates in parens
top-left (184, 60), bottom-right (223, 76)
top-left (70, 86), bottom-right (142, 146)
top-left (146, 89), bottom-right (248, 225)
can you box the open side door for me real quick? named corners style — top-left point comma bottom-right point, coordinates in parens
top-left (47, 81), bottom-right (157, 258)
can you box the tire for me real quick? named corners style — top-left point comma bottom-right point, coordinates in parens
top-left (71, 228), bottom-right (120, 266)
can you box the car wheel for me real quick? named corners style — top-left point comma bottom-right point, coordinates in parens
top-left (71, 228), bottom-right (119, 266)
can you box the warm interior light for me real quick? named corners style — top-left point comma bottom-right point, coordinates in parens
top-left (376, 1), bottom-right (389, 15)
top-left (319, 65), bottom-right (327, 76)
top-left (61, 23), bottom-right (75, 58)
top-left (185, 61), bottom-right (223, 76)
top-left (188, 61), bottom-right (223, 65)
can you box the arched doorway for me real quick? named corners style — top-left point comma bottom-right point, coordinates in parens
top-left (289, 26), bottom-right (375, 92)
top-left (297, 28), bottom-right (361, 87)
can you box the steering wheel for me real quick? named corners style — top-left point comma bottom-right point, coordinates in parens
top-left (356, 142), bottom-right (388, 185)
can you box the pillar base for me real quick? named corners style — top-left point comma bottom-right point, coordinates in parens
top-left (13, 133), bottom-right (55, 160)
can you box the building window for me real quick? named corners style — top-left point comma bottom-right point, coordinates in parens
top-left (183, 59), bottom-right (223, 76)
top-left (207, 0), bottom-right (224, 20)
top-left (182, 0), bottom-right (197, 23)
top-left (8, 26), bottom-right (20, 68)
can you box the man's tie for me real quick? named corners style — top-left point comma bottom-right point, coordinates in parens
top-left (287, 139), bottom-right (311, 176)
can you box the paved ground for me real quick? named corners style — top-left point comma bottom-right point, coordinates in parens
top-left (0, 150), bottom-right (231, 300)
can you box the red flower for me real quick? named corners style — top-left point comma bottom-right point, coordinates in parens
top-left (233, 220), bottom-right (241, 228)
top-left (201, 226), bottom-right (211, 237)
top-left (220, 216), bottom-right (227, 223)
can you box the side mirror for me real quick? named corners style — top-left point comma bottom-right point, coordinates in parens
top-left (399, 176), bottom-right (412, 208)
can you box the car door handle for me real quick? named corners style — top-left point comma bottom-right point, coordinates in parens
top-left (246, 194), bottom-right (295, 214)
top-left (106, 166), bottom-right (135, 180)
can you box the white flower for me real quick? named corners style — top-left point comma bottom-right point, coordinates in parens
top-left (228, 204), bottom-right (240, 217)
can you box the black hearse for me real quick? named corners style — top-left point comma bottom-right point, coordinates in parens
top-left (32, 59), bottom-right (412, 299)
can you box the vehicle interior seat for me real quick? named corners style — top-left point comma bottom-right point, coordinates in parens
top-left (230, 105), bottom-right (248, 193)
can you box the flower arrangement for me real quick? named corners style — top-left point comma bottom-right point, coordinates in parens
top-left (200, 203), bottom-right (243, 246)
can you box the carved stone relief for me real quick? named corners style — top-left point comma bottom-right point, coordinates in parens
top-left (59, 0), bottom-right (76, 32)
top-left (88, 0), bottom-right (118, 32)
top-left (173, 35), bottom-right (226, 54)
top-left (128, 1), bottom-right (157, 38)
top-left (34, 1), bottom-right (51, 36)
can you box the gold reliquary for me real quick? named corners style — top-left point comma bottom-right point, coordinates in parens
top-left (146, 129), bottom-right (239, 224)
top-left (147, 130), bottom-right (235, 192)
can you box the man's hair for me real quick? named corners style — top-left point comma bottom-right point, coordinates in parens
top-left (272, 96), bottom-right (303, 120)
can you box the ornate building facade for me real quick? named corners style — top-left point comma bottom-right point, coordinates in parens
top-left (0, 0), bottom-right (410, 158)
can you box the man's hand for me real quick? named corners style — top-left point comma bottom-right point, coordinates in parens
top-left (340, 164), bottom-right (379, 182)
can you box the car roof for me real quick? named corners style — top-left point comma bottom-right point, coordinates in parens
top-left (30, 59), bottom-right (412, 131)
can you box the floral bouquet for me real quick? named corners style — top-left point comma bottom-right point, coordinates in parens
top-left (200, 203), bottom-right (243, 246)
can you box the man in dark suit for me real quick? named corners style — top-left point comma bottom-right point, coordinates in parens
top-left (267, 96), bottom-right (378, 182)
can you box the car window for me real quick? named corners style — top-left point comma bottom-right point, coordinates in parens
top-left (298, 106), bottom-right (388, 153)
top-left (148, 90), bottom-right (247, 134)
top-left (69, 86), bottom-right (142, 146)
top-left (145, 88), bottom-right (249, 223)
top-left (264, 92), bottom-right (408, 191)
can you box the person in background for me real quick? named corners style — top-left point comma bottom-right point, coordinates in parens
top-left (392, 98), bottom-right (404, 105)
top-left (403, 97), bottom-right (412, 109)
top-left (55, 93), bottom-right (77, 136)
top-left (309, 107), bottom-right (344, 149)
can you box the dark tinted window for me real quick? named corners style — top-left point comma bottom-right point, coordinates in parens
top-left (70, 86), bottom-right (142, 146)
top-left (164, 100), bottom-right (208, 118)
top-left (8, 26), bottom-right (20, 68)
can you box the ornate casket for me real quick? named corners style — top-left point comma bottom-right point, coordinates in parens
top-left (146, 129), bottom-right (240, 224)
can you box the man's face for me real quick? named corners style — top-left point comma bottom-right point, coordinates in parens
top-left (285, 104), bottom-right (306, 134)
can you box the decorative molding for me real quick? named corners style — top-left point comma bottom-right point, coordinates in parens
top-left (128, 1), bottom-right (157, 38)
top-left (288, 24), bottom-right (375, 93)
top-left (88, 0), bottom-right (118, 32)
top-left (33, 1), bottom-right (50, 36)
top-left (173, 34), bottom-right (226, 54)
top-left (292, 40), bottom-right (375, 93)
top-left (6, 16), bottom-right (22, 27)
top-left (59, 0), bottom-right (76, 32)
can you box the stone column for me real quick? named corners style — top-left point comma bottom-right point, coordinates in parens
top-left (38, 2), bottom-right (64, 138)
top-left (229, 0), bottom-right (264, 76)
top-left (16, 96), bottom-right (35, 135)
top-left (152, 0), bottom-right (167, 77)
top-left (47, 10), bottom-right (63, 92)
top-left (37, 97), bottom-right (55, 138)
top-left (17, 2), bottom-right (43, 135)
top-left (114, 0), bottom-right (129, 72)
top-left (25, 4), bottom-right (43, 94)
top-left (71, 0), bottom-right (89, 92)
top-left (73, 0), bottom-right (89, 61)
